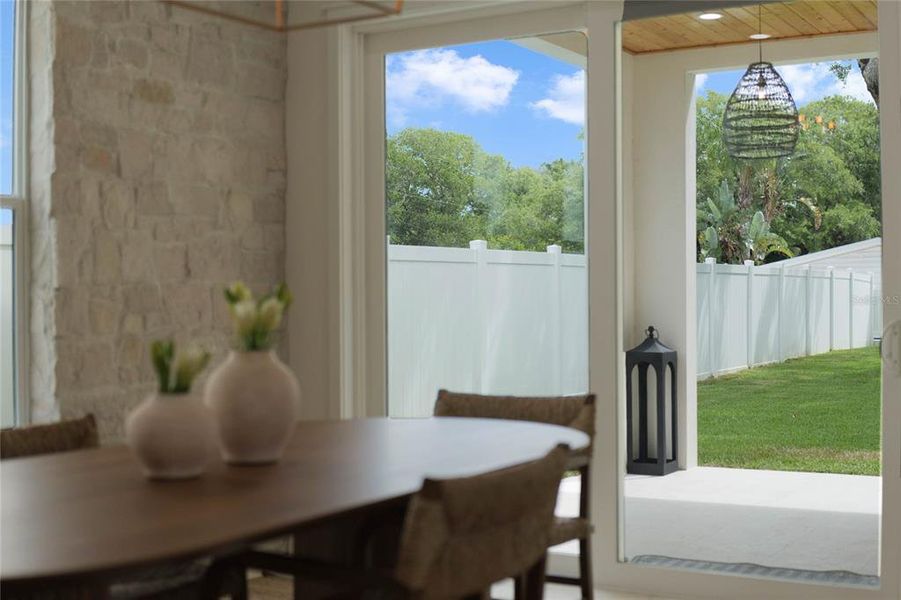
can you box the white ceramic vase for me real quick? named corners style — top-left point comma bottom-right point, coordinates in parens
top-left (125, 391), bottom-right (216, 480)
top-left (204, 350), bottom-right (300, 465)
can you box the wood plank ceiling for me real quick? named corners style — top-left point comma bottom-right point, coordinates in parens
top-left (622, 1), bottom-right (878, 54)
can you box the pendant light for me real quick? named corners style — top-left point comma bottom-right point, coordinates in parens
top-left (722, 5), bottom-right (799, 160)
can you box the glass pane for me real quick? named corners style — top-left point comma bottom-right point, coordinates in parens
top-left (384, 34), bottom-right (588, 418)
top-left (1, 207), bottom-right (14, 427)
top-left (0, 0), bottom-right (14, 195)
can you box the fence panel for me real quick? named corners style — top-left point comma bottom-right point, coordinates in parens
top-left (387, 243), bottom-right (880, 414)
top-left (387, 243), bottom-right (589, 418)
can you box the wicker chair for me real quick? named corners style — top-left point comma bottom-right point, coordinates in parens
top-left (434, 390), bottom-right (596, 599)
top-left (242, 444), bottom-right (569, 599)
top-left (0, 414), bottom-right (100, 459)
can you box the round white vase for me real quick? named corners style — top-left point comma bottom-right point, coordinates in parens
top-left (204, 350), bottom-right (300, 465)
top-left (125, 392), bottom-right (216, 480)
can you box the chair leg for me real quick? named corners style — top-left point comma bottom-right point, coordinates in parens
top-left (513, 574), bottom-right (526, 600)
top-left (523, 554), bottom-right (547, 600)
top-left (578, 537), bottom-right (593, 600)
top-left (200, 558), bottom-right (247, 600)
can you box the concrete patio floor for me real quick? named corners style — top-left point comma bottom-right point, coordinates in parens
top-left (555, 467), bottom-right (880, 576)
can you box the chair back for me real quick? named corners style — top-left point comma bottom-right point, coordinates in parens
top-left (394, 444), bottom-right (568, 598)
top-left (1, 414), bottom-right (99, 459)
top-left (434, 390), bottom-right (596, 441)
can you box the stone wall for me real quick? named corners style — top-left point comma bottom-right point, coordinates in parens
top-left (29, 1), bottom-right (287, 440)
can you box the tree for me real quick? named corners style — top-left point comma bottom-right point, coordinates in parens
top-left (796, 96), bottom-right (881, 217)
top-left (386, 128), bottom-right (489, 247)
top-left (695, 91), bottom-right (737, 209)
top-left (815, 202), bottom-right (880, 249)
top-left (386, 127), bottom-right (585, 253)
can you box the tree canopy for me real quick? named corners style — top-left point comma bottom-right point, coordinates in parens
top-left (387, 128), bottom-right (585, 253)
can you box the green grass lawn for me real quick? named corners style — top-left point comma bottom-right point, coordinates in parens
top-left (698, 346), bottom-right (881, 476)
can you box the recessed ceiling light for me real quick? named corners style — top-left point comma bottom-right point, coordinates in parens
top-left (750, 33), bottom-right (772, 40)
top-left (698, 12), bottom-right (723, 20)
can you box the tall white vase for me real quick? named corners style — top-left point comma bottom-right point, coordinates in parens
top-left (125, 391), bottom-right (216, 480)
top-left (204, 350), bottom-right (300, 465)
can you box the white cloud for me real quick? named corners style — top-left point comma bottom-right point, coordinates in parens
top-left (531, 70), bottom-right (585, 126)
top-left (827, 69), bottom-right (874, 103)
top-left (386, 48), bottom-right (519, 126)
top-left (777, 63), bottom-right (824, 104)
top-left (776, 62), bottom-right (874, 105)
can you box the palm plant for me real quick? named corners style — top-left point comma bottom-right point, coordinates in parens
top-left (745, 211), bottom-right (793, 264)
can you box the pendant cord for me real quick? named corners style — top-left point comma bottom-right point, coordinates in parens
top-left (758, 4), bottom-right (763, 63)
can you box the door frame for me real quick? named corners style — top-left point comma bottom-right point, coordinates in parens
top-left (335, 1), bottom-right (901, 598)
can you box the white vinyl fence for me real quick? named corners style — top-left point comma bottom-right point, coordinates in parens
top-left (388, 241), bottom-right (588, 418)
top-left (698, 258), bottom-right (882, 379)
top-left (1, 223), bottom-right (14, 427)
top-left (388, 242), bottom-right (883, 416)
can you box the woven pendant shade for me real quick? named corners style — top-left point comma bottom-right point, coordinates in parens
top-left (722, 62), bottom-right (799, 160)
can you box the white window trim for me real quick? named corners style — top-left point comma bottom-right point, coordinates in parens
top-left (1, 0), bottom-right (30, 425)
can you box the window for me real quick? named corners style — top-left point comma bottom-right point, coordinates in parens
top-left (383, 35), bottom-right (588, 418)
top-left (1, 0), bottom-right (24, 426)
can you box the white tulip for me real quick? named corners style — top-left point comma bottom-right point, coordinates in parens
top-left (231, 300), bottom-right (259, 337)
top-left (258, 297), bottom-right (284, 332)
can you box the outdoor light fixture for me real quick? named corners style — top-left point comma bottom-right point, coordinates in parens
top-left (698, 12), bottom-right (723, 20)
top-left (722, 4), bottom-right (798, 160)
top-left (749, 32), bottom-right (772, 40)
top-left (626, 326), bottom-right (679, 476)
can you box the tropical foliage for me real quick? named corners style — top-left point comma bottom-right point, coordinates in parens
top-left (696, 91), bottom-right (880, 264)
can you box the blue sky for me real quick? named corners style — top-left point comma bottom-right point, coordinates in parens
top-left (386, 40), bottom-right (585, 169)
top-left (694, 60), bottom-right (874, 106)
top-left (1, 0), bottom-right (13, 207)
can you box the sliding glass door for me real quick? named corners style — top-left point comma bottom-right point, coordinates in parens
top-left (355, 2), bottom-right (901, 598)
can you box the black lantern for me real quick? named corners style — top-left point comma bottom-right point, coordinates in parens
top-left (626, 326), bottom-right (678, 476)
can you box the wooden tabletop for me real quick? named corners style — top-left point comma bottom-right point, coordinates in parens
top-left (1, 417), bottom-right (588, 584)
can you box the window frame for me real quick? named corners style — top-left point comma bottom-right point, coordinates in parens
top-left (1, 0), bottom-right (30, 426)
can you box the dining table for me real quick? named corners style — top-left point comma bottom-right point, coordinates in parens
top-left (1, 416), bottom-right (589, 594)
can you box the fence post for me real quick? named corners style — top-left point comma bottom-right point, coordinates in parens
top-left (745, 260), bottom-right (754, 368)
top-left (470, 240), bottom-right (488, 393)
top-left (805, 266), bottom-right (812, 357)
top-left (828, 266), bottom-right (835, 351)
top-left (868, 272), bottom-right (875, 346)
top-left (547, 244), bottom-right (563, 394)
top-left (849, 268), bottom-right (855, 348)
top-left (777, 264), bottom-right (785, 362)
top-left (705, 257), bottom-right (716, 376)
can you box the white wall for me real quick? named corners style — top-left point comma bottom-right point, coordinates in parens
top-left (285, 28), bottom-right (340, 420)
top-left (625, 31), bottom-right (879, 469)
top-left (1, 223), bottom-right (13, 427)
